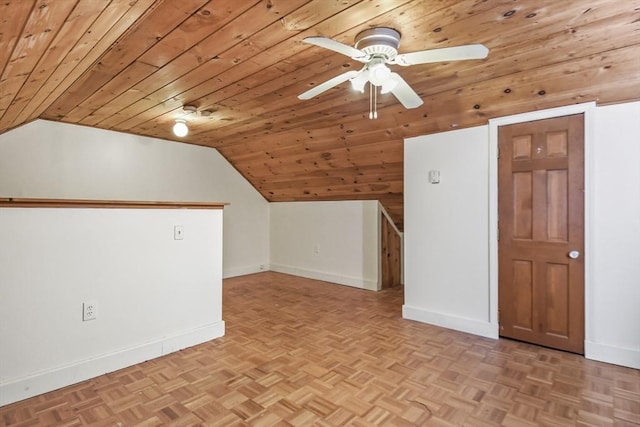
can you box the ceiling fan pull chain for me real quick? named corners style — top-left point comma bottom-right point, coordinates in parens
top-left (368, 83), bottom-right (379, 120)
top-left (374, 85), bottom-right (378, 119)
top-left (369, 82), bottom-right (373, 119)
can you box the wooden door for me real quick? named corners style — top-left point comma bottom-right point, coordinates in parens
top-left (380, 213), bottom-right (402, 289)
top-left (498, 114), bottom-right (584, 354)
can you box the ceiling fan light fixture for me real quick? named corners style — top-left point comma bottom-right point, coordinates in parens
top-left (368, 60), bottom-right (391, 86)
top-left (350, 69), bottom-right (369, 92)
top-left (173, 119), bottom-right (188, 137)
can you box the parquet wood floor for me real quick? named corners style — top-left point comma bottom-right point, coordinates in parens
top-left (1, 272), bottom-right (638, 426)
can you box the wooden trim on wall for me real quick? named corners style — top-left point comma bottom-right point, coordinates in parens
top-left (380, 211), bottom-right (402, 289)
top-left (0, 198), bottom-right (228, 209)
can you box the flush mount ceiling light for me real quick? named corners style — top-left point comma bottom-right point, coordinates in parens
top-left (184, 104), bottom-right (214, 117)
top-left (367, 58), bottom-right (392, 87)
top-left (173, 119), bottom-right (188, 137)
top-left (171, 105), bottom-right (214, 137)
top-left (298, 27), bottom-right (489, 119)
top-left (183, 105), bottom-right (197, 114)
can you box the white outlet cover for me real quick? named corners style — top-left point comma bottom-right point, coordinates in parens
top-left (83, 301), bottom-right (97, 321)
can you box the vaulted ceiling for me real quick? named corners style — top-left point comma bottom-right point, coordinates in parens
top-left (1, 0), bottom-right (639, 229)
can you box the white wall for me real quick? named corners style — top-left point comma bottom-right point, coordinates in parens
top-left (0, 207), bottom-right (225, 405)
top-left (588, 102), bottom-right (640, 368)
top-left (270, 200), bottom-right (380, 290)
top-left (404, 101), bottom-right (640, 368)
top-left (0, 120), bottom-right (269, 278)
top-left (404, 126), bottom-right (493, 338)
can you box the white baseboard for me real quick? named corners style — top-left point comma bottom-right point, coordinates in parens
top-left (585, 340), bottom-right (640, 369)
top-left (402, 305), bottom-right (499, 339)
top-left (0, 321), bottom-right (225, 407)
top-left (270, 263), bottom-right (379, 291)
top-left (223, 264), bottom-right (268, 278)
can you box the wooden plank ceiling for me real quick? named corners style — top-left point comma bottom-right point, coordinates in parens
top-left (1, 0), bottom-right (639, 229)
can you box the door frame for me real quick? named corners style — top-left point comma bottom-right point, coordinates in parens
top-left (488, 102), bottom-right (596, 347)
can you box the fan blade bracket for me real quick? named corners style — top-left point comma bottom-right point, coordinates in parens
top-left (393, 56), bottom-right (411, 67)
top-left (351, 54), bottom-right (371, 63)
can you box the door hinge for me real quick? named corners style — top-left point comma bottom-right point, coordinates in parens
top-left (497, 226), bottom-right (500, 241)
top-left (497, 147), bottom-right (500, 159)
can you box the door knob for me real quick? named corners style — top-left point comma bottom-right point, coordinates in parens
top-left (568, 250), bottom-right (580, 259)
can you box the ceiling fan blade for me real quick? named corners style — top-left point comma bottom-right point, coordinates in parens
top-left (298, 70), bottom-right (359, 100)
top-left (394, 44), bottom-right (489, 66)
top-left (303, 36), bottom-right (367, 59)
top-left (387, 73), bottom-right (423, 109)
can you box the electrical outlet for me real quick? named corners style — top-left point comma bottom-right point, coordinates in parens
top-left (83, 301), bottom-right (97, 321)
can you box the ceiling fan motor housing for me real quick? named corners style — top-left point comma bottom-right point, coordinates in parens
top-left (354, 27), bottom-right (400, 60)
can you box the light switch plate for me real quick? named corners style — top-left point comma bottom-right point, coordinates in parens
top-left (428, 170), bottom-right (440, 184)
top-left (174, 225), bottom-right (184, 240)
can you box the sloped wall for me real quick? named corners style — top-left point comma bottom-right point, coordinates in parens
top-left (0, 120), bottom-right (269, 277)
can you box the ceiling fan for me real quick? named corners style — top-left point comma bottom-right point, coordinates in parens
top-left (298, 28), bottom-right (489, 117)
